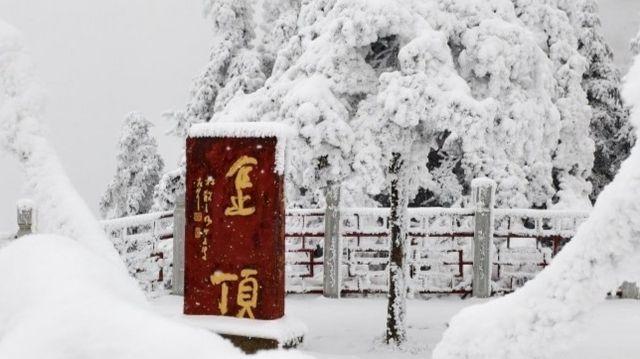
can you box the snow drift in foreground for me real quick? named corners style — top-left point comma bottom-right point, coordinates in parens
top-left (0, 235), bottom-right (307, 359)
top-left (432, 39), bottom-right (640, 359)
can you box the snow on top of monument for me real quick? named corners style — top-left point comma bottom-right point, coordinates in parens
top-left (189, 122), bottom-right (294, 175)
top-left (189, 121), bottom-right (295, 139)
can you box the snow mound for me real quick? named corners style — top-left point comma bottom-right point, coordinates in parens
top-left (0, 235), bottom-right (309, 359)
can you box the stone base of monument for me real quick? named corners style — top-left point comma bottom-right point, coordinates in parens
top-left (154, 296), bottom-right (307, 354)
top-left (182, 314), bottom-right (306, 353)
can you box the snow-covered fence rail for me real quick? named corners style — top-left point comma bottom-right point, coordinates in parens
top-left (98, 204), bottom-right (590, 296)
top-left (100, 211), bottom-right (174, 293)
top-left (285, 206), bottom-right (590, 295)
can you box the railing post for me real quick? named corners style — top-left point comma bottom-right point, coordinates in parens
top-left (620, 281), bottom-right (639, 299)
top-left (471, 178), bottom-right (496, 298)
top-left (323, 183), bottom-right (342, 298)
top-left (16, 199), bottom-right (35, 238)
top-left (172, 193), bottom-right (186, 296)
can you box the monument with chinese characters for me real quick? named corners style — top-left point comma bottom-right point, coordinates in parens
top-left (182, 122), bottom-right (305, 352)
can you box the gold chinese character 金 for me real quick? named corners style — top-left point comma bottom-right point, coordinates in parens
top-left (224, 156), bottom-right (258, 217)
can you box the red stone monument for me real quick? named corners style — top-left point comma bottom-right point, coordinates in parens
top-left (184, 123), bottom-right (290, 321)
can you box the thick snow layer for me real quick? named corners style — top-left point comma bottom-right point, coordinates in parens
top-left (194, 295), bottom-right (640, 359)
top-left (189, 122), bottom-right (294, 174)
top-left (0, 235), bottom-right (308, 359)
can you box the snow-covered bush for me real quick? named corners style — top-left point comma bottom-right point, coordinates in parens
top-left (431, 31), bottom-right (640, 359)
top-left (101, 112), bottom-right (164, 219)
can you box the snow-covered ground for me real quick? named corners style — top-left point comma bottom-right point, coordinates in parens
top-left (151, 295), bottom-right (640, 359)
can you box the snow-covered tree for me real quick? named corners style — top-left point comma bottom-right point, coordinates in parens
top-left (212, 0), bottom-right (581, 342)
top-left (161, 0), bottom-right (598, 213)
top-left (100, 112), bottom-right (164, 219)
top-left (350, 30), bottom-right (491, 343)
top-left (573, 0), bottom-right (634, 202)
top-left (154, 0), bottom-right (265, 210)
top-left (508, 0), bottom-right (595, 209)
top-left (202, 0), bottom-right (606, 343)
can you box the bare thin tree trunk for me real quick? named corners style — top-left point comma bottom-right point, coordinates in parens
top-left (386, 152), bottom-right (408, 344)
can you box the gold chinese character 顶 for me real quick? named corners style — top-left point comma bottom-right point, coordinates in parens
top-left (209, 268), bottom-right (259, 318)
top-left (224, 156), bottom-right (258, 217)
top-left (236, 269), bottom-right (259, 319)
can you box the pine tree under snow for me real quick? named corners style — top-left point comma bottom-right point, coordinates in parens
top-left (100, 112), bottom-right (164, 219)
top-left (154, 0), bottom-right (266, 209)
top-left (574, 0), bottom-right (635, 203)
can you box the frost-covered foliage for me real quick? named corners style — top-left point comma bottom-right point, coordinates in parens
top-left (100, 112), bottom-right (164, 219)
top-left (185, 0), bottom-right (595, 210)
top-left (0, 19), bottom-right (124, 266)
top-left (574, 0), bottom-right (634, 203)
top-left (432, 37), bottom-right (640, 359)
top-left (165, 0), bottom-right (262, 138)
top-left (156, 0), bottom-right (265, 208)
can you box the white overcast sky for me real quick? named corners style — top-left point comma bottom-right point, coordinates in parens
top-left (0, 0), bottom-right (639, 230)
